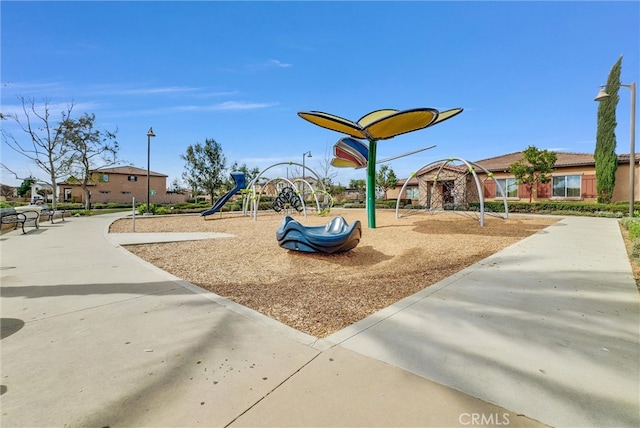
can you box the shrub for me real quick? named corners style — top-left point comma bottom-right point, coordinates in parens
top-left (154, 206), bottom-right (173, 215)
top-left (343, 202), bottom-right (365, 209)
top-left (628, 221), bottom-right (640, 240)
top-left (136, 203), bottom-right (162, 215)
top-left (71, 209), bottom-right (91, 216)
top-left (620, 217), bottom-right (638, 229)
top-left (376, 200), bottom-right (397, 209)
top-left (632, 238), bottom-right (640, 259)
top-left (58, 203), bottom-right (84, 211)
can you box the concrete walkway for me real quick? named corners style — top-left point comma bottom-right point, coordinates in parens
top-left (1, 212), bottom-right (638, 427)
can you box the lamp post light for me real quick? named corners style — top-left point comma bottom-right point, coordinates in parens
top-left (146, 127), bottom-right (156, 214)
top-left (595, 82), bottom-right (637, 217)
top-left (301, 150), bottom-right (312, 198)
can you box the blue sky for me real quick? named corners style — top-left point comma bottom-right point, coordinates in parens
top-left (1, 1), bottom-right (639, 188)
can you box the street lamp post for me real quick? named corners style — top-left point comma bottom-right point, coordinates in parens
top-left (146, 127), bottom-right (156, 214)
top-left (595, 82), bottom-right (637, 217)
top-left (301, 150), bottom-right (312, 198)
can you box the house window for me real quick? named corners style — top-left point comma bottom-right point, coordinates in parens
top-left (121, 191), bottom-right (131, 195)
top-left (100, 191), bottom-right (110, 194)
top-left (495, 178), bottom-right (518, 198)
top-left (128, 176), bottom-right (137, 182)
top-left (101, 174), bottom-right (109, 182)
top-left (553, 175), bottom-right (581, 198)
top-left (405, 186), bottom-right (419, 199)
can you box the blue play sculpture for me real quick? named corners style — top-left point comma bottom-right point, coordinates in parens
top-left (276, 215), bottom-right (362, 253)
top-left (201, 172), bottom-right (246, 217)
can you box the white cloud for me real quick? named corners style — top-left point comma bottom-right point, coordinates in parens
top-left (113, 86), bottom-right (202, 96)
top-left (267, 59), bottom-right (292, 68)
top-left (174, 101), bottom-right (277, 112)
top-left (251, 59), bottom-right (292, 70)
top-left (0, 100), bottom-right (101, 118)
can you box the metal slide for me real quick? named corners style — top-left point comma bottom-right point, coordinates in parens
top-left (201, 172), bottom-right (246, 217)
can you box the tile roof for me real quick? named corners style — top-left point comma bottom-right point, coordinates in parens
top-left (93, 166), bottom-right (167, 177)
top-left (472, 151), bottom-right (640, 172)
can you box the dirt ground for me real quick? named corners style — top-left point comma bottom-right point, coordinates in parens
top-left (109, 209), bottom-right (557, 338)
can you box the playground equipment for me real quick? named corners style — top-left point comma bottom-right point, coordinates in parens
top-left (298, 107), bottom-right (463, 228)
top-left (272, 187), bottom-right (303, 213)
top-left (395, 157), bottom-right (509, 226)
top-left (201, 172), bottom-right (246, 217)
top-left (276, 215), bottom-right (362, 253)
top-left (243, 162), bottom-right (333, 220)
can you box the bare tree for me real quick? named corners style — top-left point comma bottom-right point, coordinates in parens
top-left (316, 143), bottom-right (339, 190)
top-left (62, 113), bottom-right (120, 209)
top-left (2, 97), bottom-right (75, 209)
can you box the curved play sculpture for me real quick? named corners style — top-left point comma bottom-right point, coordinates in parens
top-left (276, 216), bottom-right (362, 254)
top-left (272, 187), bottom-right (303, 213)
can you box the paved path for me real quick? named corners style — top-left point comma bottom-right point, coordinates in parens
top-left (1, 212), bottom-right (638, 427)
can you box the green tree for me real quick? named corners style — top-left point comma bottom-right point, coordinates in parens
top-left (16, 176), bottom-right (37, 198)
top-left (376, 164), bottom-right (398, 199)
top-left (229, 162), bottom-right (260, 185)
top-left (168, 178), bottom-right (186, 194)
top-left (330, 183), bottom-right (346, 197)
top-left (595, 56), bottom-right (622, 203)
top-left (349, 178), bottom-right (366, 200)
top-left (508, 145), bottom-right (557, 203)
top-left (62, 113), bottom-right (120, 210)
top-left (1, 97), bottom-right (76, 209)
top-left (181, 138), bottom-right (227, 202)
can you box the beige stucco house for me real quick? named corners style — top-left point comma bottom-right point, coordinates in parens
top-left (58, 166), bottom-right (189, 205)
top-left (388, 152), bottom-right (640, 204)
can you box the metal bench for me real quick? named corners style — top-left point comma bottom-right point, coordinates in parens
top-left (0, 207), bottom-right (40, 234)
top-left (39, 204), bottom-right (66, 223)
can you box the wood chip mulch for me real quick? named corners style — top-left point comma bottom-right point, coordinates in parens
top-left (109, 209), bottom-right (557, 338)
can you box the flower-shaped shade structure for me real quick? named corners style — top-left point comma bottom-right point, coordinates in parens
top-left (298, 107), bottom-right (463, 228)
top-left (298, 108), bottom-right (462, 141)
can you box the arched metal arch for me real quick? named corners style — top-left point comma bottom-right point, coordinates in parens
top-left (395, 157), bottom-right (508, 226)
top-left (243, 162), bottom-right (329, 221)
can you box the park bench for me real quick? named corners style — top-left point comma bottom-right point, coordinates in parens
top-left (0, 207), bottom-right (40, 234)
top-left (39, 204), bottom-right (66, 224)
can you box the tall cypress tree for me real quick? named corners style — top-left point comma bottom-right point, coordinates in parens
top-left (595, 56), bottom-right (622, 203)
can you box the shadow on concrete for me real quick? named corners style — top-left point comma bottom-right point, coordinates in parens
top-left (0, 281), bottom-right (199, 299)
top-left (332, 267), bottom-right (640, 427)
top-left (1, 318), bottom-right (25, 339)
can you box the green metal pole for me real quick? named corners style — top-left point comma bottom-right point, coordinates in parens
top-left (366, 139), bottom-right (377, 228)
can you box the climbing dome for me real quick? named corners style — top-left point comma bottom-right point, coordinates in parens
top-left (395, 157), bottom-right (508, 226)
top-left (242, 162), bottom-right (333, 220)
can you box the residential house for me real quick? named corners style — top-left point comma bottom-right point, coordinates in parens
top-left (0, 183), bottom-right (17, 201)
top-left (58, 166), bottom-right (189, 205)
top-left (388, 152), bottom-right (640, 204)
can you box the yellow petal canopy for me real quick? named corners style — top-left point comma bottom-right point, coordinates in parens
top-left (362, 108), bottom-right (438, 140)
top-left (356, 109), bottom-right (399, 127)
top-left (297, 111), bottom-right (367, 139)
top-left (431, 108), bottom-right (464, 126)
top-left (298, 107), bottom-right (461, 141)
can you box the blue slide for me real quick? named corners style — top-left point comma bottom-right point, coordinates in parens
top-left (201, 172), bottom-right (246, 217)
